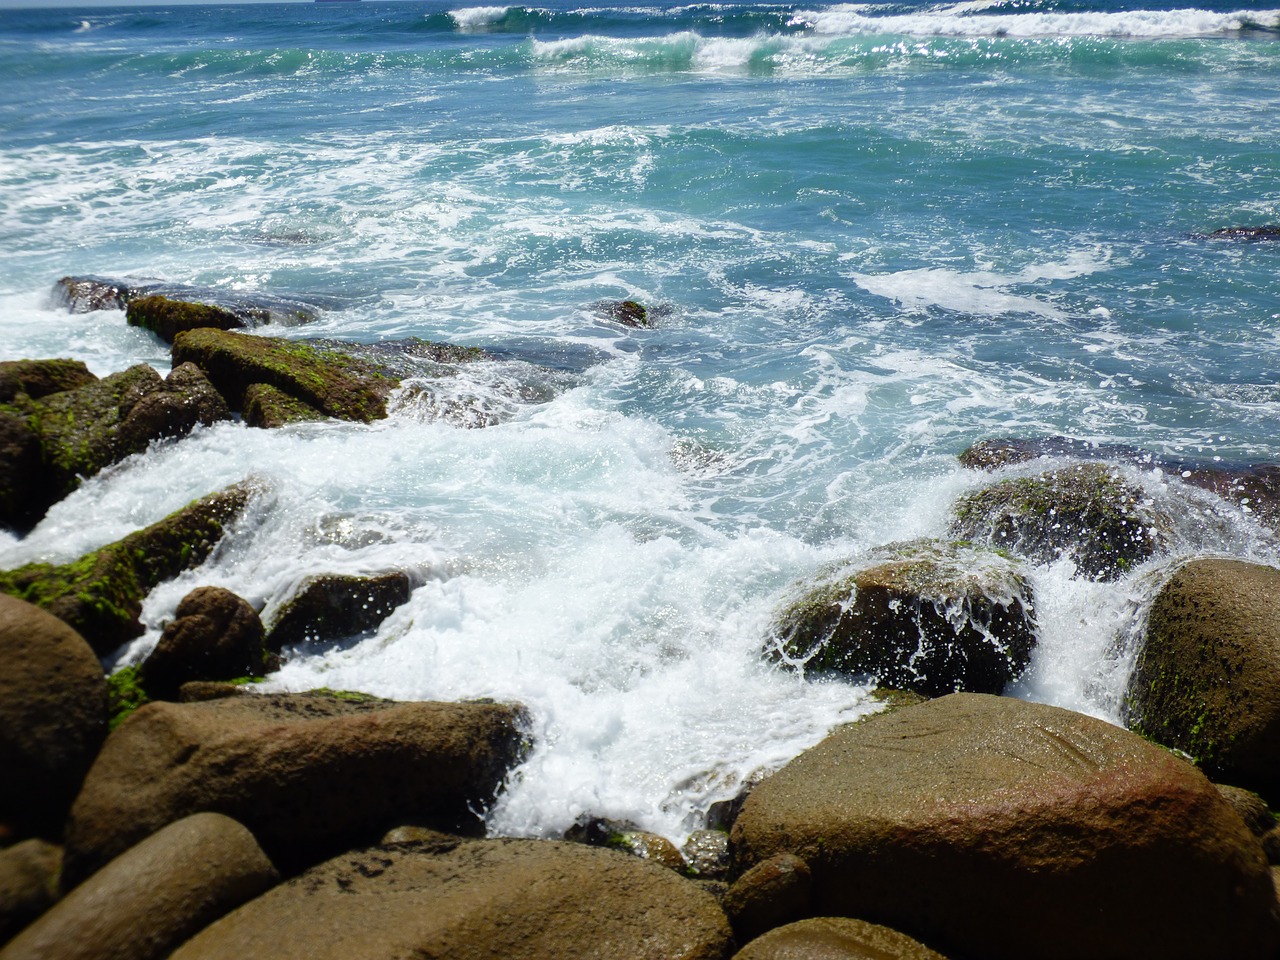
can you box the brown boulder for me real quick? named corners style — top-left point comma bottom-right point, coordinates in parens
top-left (169, 838), bottom-right (732, 960)
top-left (723, 853), bottom-right (812, 944)
top-left (732, 918), bottom-right (949, 960)
top-left (730, 693), bottom-right (1279, 960)
top-left (0, 595), bottom-right (107, 836)
top-left (62, 693), bottom-right (527, 886)
top-left (0, 813), bottom-right (276, 960)
top-left (0, 359), bottom-right (96, 402)
top-left (0, 840), bottom-right (61, 944)
top-left (140, 587), bottom-right (269, 701)
top-left (1125, 558), bottom-right (1280, 801)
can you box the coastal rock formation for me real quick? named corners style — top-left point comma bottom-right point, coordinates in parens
top-left (241, 381), bottom-right (327, 428)
top-left (0, 359), bottom-right (96, 402)
top-left (0, 840), bottom-right (62, 944)
top-left (768, 540), bottom-right (1036, 697)
top-left (140, 587), bottom-right (270, 701)
top-left (722, 853), bottom-right (813, 944)
top-left (168, 839), bottom-right (733, 960)
top-left (731, 918), bottom-right (949, 960)
top-left (126, 295), bottom-right (246, 343)
top-left (1125, 558), bottom-right (1280, 801)
top-left (62, 693), bottom-right (529, 885)
top-left (54, 275), bottom-right (328, 326)
top-left (0, 813), bottom-right (277, 960)
top-left (0, 482), bottom-right (258, 654)
top-left (949, 462), bottom-right (1167, 579)
top-left (1207, 226), bottom-right (1280, 241)
top-left (729, 693), bottom-right (1280, 960)
top-left (0, 595), bottom-right (107, 836)
top-left (266, 572), bottom-right (412, 650)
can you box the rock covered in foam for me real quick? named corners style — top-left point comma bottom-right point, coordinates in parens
top-left (767, 539), bottom-right (1036, 697)
top-left (730, 693), bottom-right (1280, 960)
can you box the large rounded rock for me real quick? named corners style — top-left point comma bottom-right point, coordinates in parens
top-left (950, 462), bottom-right (1167, 580)
top-left (730, 693), bottom-right (1279, 960)
top-left (0, 595), bottom-right (107, 836)
top-left (0, 813), bottom-right (277, 960)
top-left (169, 838), bottom-right (732, 960)
top-left (0, 359), bottom-right (96, 402)
top-left (1125, 559), bottom-right (1280, 800)
top-left (140, 587), bottom-right (269, 701)
top-left (732, 918), bottom-right (949, 960)
top-left (62, 693), bottom-right (528, 886)
top-left (126, 295), bottom-right (245, 343)
top-left (0, 840), bottom-right (62, 944)
top-left (768, 541), bottom-right (1036, 697)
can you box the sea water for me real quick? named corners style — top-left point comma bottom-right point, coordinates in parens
top-left (1, 0), bottom-right (1278, 841)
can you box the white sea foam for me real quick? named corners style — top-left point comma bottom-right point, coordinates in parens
top-left (448, 6), bottom-right (513, 30)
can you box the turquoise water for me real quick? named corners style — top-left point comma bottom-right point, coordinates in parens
top-left (2, 0), bottom-right (1278, 839)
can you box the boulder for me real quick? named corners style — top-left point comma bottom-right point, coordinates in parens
top-left (54, 275), bottom-right (328, 325)
top-left (949, 462), bottom-right (1168, 579)
top-left (169, 838), bottom-right (733, 960)
top-left (1216, 785), bottom-right (1276, 839)
top-left (0, 482), bottom-right (258, 654)
top-left (593, 299), bottom-right (651, 328)
top-left (0, 813), bottom-right (277, 960)
top-left (62, 693), bottom-right (528, 886)
top-left (140, 587), bottom-right (270, 701)
top-left (266, 572), bottom-right (413, 650)
top-left (683, 830), bottom-right (731, 879)
top-left (0, 411), bottom-right (42, 534)
top-left (0, 840), bottom-right (61, 944)
top-left (241, 381), bottom-right (326, 428)
top-left (0, 595), bottom-right (107, 837)
top-left (723, 853), bottom-right (812, 944)
top-left (0, 359), bottom-right (96, 402)
top-left (768, 540), bottom-right (1036, 697)
top-left (126, 295), bottom-right (245, 343)
top-left (730, 693), bottom-right (1280, 960)
top-left (731, 918), bottom-right (949, 960)
top-left (1125, 558), bottom-right (1280, 800)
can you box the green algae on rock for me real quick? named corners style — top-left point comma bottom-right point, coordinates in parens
top-left (0, 358), bottom-right (96, 403)
top-left (767, 539), bottom-right (1037, 698)
top-left (0, 482), bottom-right (259, 655)
top-left (241, 381), bottom-right (328, 428)
top-left (126, 294), bottom-right (246, 343)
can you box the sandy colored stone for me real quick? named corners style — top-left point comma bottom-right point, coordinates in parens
top-left (732, 917), bottom-right (949, 960)
top-left (0, 839), bottom-right (62, 944)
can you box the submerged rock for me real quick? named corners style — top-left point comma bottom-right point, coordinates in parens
top-left (169, 839), bottom-right (733, 960)
top-left (54, 275), bottom-right (330, 326)
top-left (1125, 558), bottom-right (1280, 802)
top-left (949, 462), bottom-right (1167, 579)
top-left (62, 693), bottom-right (529, 885)
top-left (0, 595), bottom-right (107, 837)
top-left (730, 693), bottom-right (1280, 960)
top-left (0, 358), bottom-right (96, 402)
top-left (126, 295), bottom-right (246, 343)
top-left (141, 586), bottom-right (271, 701)
top-left (593, 298), bottom-right (652, 328)
top-left (1206, 225), bottom-right (1280, 241)
top-left (266, 572), bottom-right (413, 651)
top-left (768, 540), bottom-right (1036, 697)
top-left (0, 482), bottom-right (258, 654)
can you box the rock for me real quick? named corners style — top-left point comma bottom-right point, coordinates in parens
top-left (723, 853), bottom-right (812, 945)
top-left (126, 295), bottom-right (246, 343)
top-left (62, 693), bottom-right (528, 886)
top-left (957, 436), bottom-right (1147, 471)
top-left (266, 572), bottom-right (413, 650)
top-left (1125, 558), bottom-right (1280, 801)
top-left (140, 587), bottom-right (270, 701)
top-left (0, 411), bottom-right (42, 534)
top-left (0, 595), bottom-right (107, 837)
top-left (1265, 828), bottom-right (1280, 866)
top-left (1216, 785), bottom-right (1276, 839)
top-left (683, 830), bottom-right (731, 879)
top-left (949, 462), bottom-right (1168, 579)
top-left (53, 276), bottom-right (135, 313)
top-left (610, 832), bottom-right (688, 872)
top-left (594, 299), bottom-right (651, 328)
top-left (732, 918), bottom-right (950, 960)
top-left (768, 540), bottom-right (1036, 697)
top-left (54, 275), bottom-right (329, 325)
top-left (0, 840), bottom-right (62, 944)
top-left (169, 838), bottom-right (733, 960)
top-left (0, 813), bottom-right (277, 960)
top-left (0, 482), bottom-right (258, 655)
top-left (0, 359), bottom-right (96, 402)
top-left (1208, 226), bottom-right (1280, 241)
top-left (241, 381), bottom-right (326, 428)
top-left (730, 693), bottom-right (1280, 960)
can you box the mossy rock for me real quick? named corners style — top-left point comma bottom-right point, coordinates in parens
top-left (768, 539), bottom-right (1037, 698)
top-left (0, 358), bottom-right (96, 402)
top-left (266, 572), bottom-right (413, 651)
top-left (949, 462), bottom-right (1168, 580)
top-left (0, 482), bottom-right (258, 655)
top-left (126, 295), bottom-right (246, 344)
top-left (242, 381), bottom-right (327, 428)
top-left (593, 299), bottom-right (651, 328)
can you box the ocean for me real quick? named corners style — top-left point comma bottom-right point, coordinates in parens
top-left (1, 0), bottom-right (1278, 842)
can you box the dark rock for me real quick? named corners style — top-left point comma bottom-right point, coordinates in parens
top-left (140, 587), bottom-right (269, 702)
top-left (683, 830), bottom-right (731, 879)
top-left (126, 295), bottom-right (246, 343)
top-left (594, 299), bottom-right (651, 328)
top-left (950, 462), bottom-right (1168, 579)
top-left (62, 693), bottom-right (529, 886)
top-left (169, 839), bottom-right (733, 960)
top-left (0, 482), bottom-right (258, 655)
top-left (53, 276), bottom-right (135, 313)
top-left (1125, 558), bottom-right (1280, 801)
top-left (563, 815), bottom-right (641, 847)
top-left (0, 359), bottom-right (96, 402)
top-left (707, 771), bottom-right (769, 833)
top-left (242, 381), bottom-right (326, 428)
top-left (0, 410), bottom-right (42, 534)
top-left (0, 595), bottom-right (107, 838)
top-left (723, 853), bottom-right (812, 944)
top-left (609, 831), bottom-right (687, 872)
top-left (1216, 784), bottom-right (1276, 839)
top-left (768, 540), bottom-right (1036, 697)
top-left (266, 572), bottom-right (412, 651)
top-left (732, 917), bottom-right (950, 960)
top-left (957, 436), bottom-right (1148, 471)
top-left (54, 275), bottom-right (330, 326)
top-left (0, 839), bottom-right (62, 944)
top-left (1207, 226), bottom-right (1280, 241)
top-left (1265, 828), bottom-right (1280, 866)
top-left (730, 693), bottom-right (1280, 960)
top-left (1, 813), bottom-right (277, 960)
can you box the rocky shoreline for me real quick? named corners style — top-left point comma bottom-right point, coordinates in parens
top-left (5, 278), bottom-right (1280, 957)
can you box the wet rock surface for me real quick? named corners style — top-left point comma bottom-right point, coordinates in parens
top-left (266, 572), bottom-right (412, 651)
top-left (141, 587), bottom-right (270, 701)
top-left (0, 359), bottom-right (96, 403)
top-left (768, 540), bottom-right (1036, 697)
top-left (731, 917), bottom-right (950, 960)
top-left (730, 693), bottom-right (1280, 960)
top-left (54, 275), bottom-right (335, 326)
top-left (127, 295), bottom-right (246, 343)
